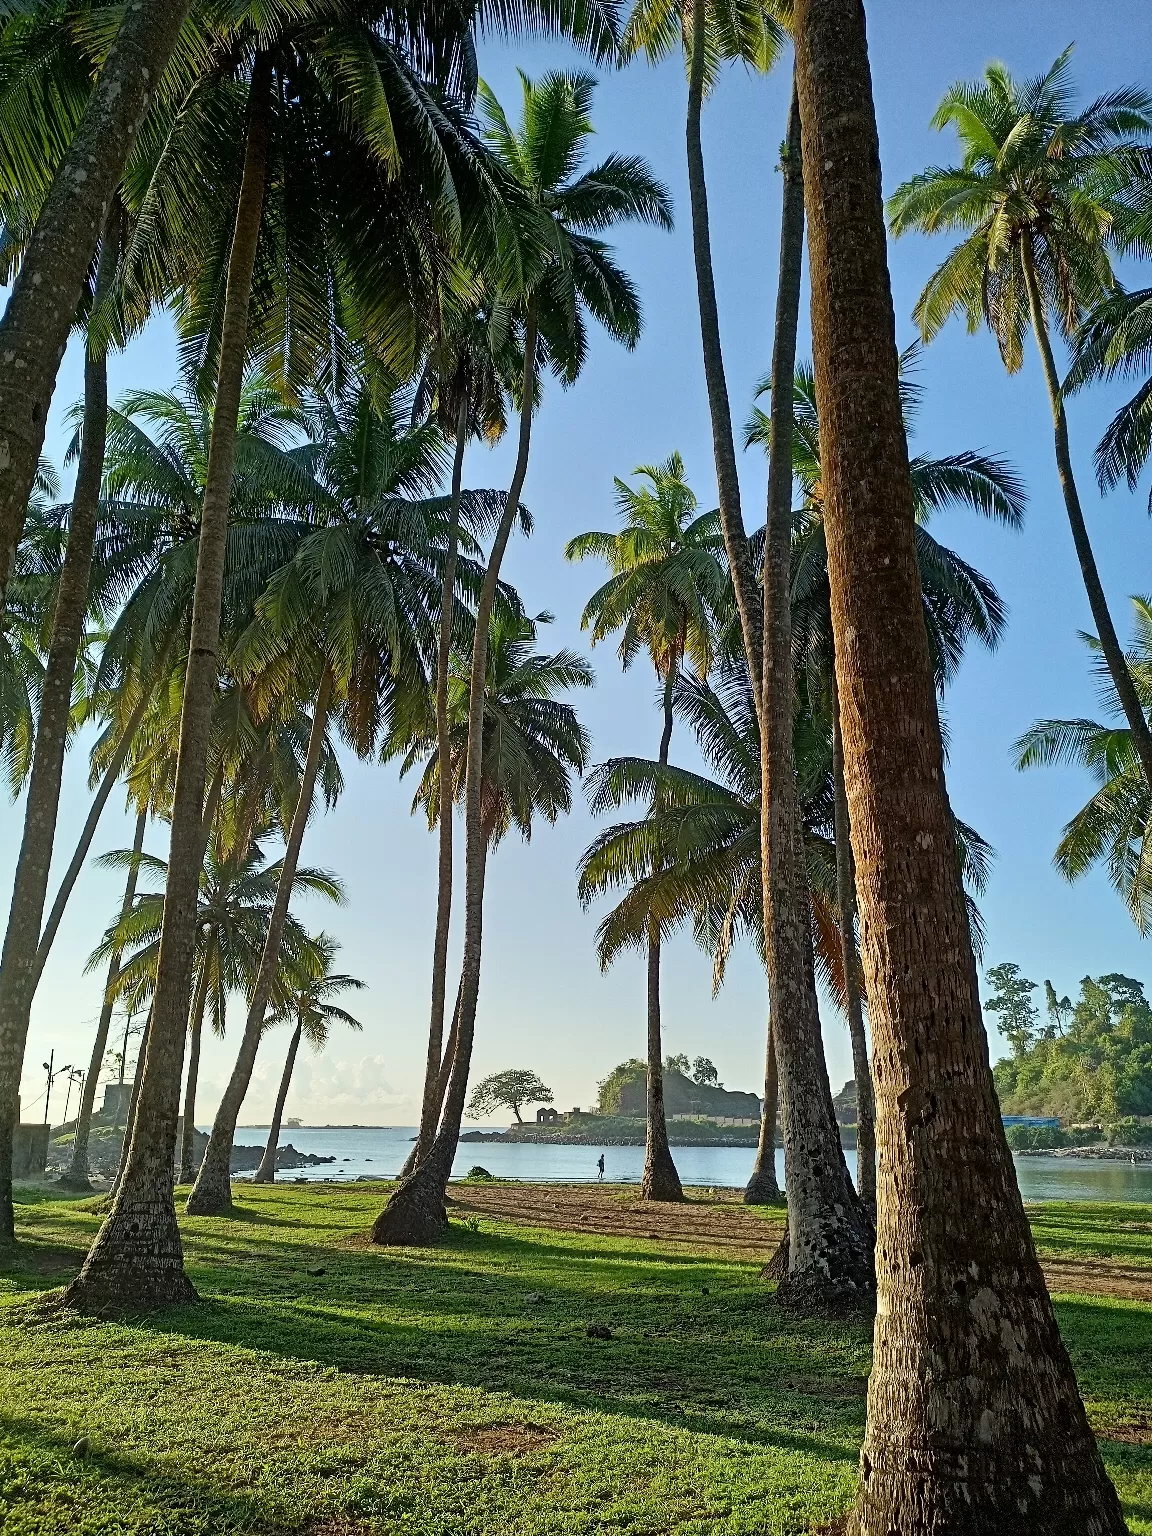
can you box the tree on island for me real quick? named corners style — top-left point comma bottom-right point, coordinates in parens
top-left (467, 1070), bottom-right (554, 1125)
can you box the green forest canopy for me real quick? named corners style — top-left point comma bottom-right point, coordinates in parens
top-left (990, 965), bottom-right (1152, 1123)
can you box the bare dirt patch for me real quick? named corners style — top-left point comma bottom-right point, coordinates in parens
top-left (448, 1183), bottom-right (785, 1260)
top-left (446, 1423), bottom-right (558, 1457)
top-left (1040, 1256), bottom-right (1152, 1301)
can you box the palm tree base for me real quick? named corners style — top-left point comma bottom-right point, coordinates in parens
top-left (55, 1174), bottom-right (96, 1194)
top-left (184, 1163), bottom-right (233, 1216)
top-left (773, 1244), bottom-right (874, 1319)
top-left (370, 1165), bottom-right (449, 1246)
top-left (743, 1167), bottom-right (781, 1204)
top-left (60, 1191), bottom-right (198, 1314)
top-left (640, 1144), bottom-right (683, 1202)
top-left (251, 1168), bottom-right (275, 1185)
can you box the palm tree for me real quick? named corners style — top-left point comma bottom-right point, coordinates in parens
top-left (90, 833), bottom-right (341, 1185)
top-left (1066, 275), bottom-right (1152, 511)
top-left (751, 355), bottom-right (1027, 1214)
top-left (372, 69), bottom-right (671, 1246)
top-left (0, 0), bottom-right (190, 602)
top-left (253, 937), bottom-right (366, 1183)
top-left (63, 0), bottom-right (521, 1306)
top-left (0, 207), bottom-right (125, 1227)
top-left (888, 49), bottom-right (1152, 789)
top-left (794, 1), bottom-right (1124, 1525)
top-left (406, 292), bottom-right (519, 1175)
top-left (1015, 599), bottom-right (1152, 933)
top-left (566, 453), bottom-right (725, 1201)
top-left (185, 381), bottom-right (496, 1216)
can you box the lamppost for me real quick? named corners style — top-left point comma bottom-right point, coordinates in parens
top-left (42, 1054), bottom-right (72, 1128)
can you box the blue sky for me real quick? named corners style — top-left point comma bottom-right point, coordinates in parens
top-left (10, 0), bottom-right (1152, 1128)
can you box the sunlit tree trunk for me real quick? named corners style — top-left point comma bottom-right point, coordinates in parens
top-left (64, 57), bottom-right (274, 1308)
top-left (1020, 236), bottom-right (1152, 788)
top-left (253, 1021), bottom-right (303, 1184)
top-left (0, 209), bottom-right (121, 1238)
top-left (412, 399), bottom-right (468, 1170)
top-left (186, 663), bottom-right (333, 1215)
top-left (744, 1020), bottom-right (780, 1203)
top-left (642, 667), bottom-right (682, 1201)
top-left (794, 0), bottom-right (1126, 1526)
top-left (63, 805), bottom-right (147, 1191)
top-left (372, 303), bottom-right (539, 1246)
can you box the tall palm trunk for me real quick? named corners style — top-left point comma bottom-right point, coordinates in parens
top-left (744, 1020), bottom-right (780, 1203)
top-left (186, 662), bottom-right (333, 1215)
top-left (253, 1021), bottom-right (303, 1184)
top-left (795, 0), bottom-right (1126, 1527)
top-left (372, 302), bottom-right (539, 1246)
top-left (412, 398), bottom-right (469, 1169)
top-left (0, 0), bottom-right (189, 604)
top-left (642, 667), bottom-right (682, 1201)
top-left (178, 952), bottom-right (212, 1185)
top-left (64, 57), bottom-right (273, 1309)
top-left (745, 82), bottom-right (806, 1213)
top-left (0, 211), bottom-right (121, 1241)
top-left (685, 3), bottom-right (762, 681)
top-left (831, 670), bottom-right (875, 1215)
top-left (1020, 238), bottom-right (1152, 788)
top-left (63, 805), bottom-right (147, 1191)
top-left (33, 685), bottom-right (153, 988)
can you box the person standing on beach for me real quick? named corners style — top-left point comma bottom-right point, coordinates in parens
top-left (597, 1154), bottom-right (605, 1182)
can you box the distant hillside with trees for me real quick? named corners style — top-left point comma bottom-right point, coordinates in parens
top-left (596, 1056), bottom-right (760, 1120)
top-left (989, 964), bottom-right (1152, 1123)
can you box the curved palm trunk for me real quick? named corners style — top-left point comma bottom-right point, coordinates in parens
top-left (186, 663), bottom-right (333, 1216)
top-left (64, 58), bottom-right (273, 1309)
top-left (0, 0), bottom-right (189, 605)
top-left (744, 1020), bottom-right (780, 1203)
top-left (0, 211), bottom-right (121, 1241)
top-left (642, 669), bottom-right (682, 1201)
top-left (685, 6), bottom-right (762, 685)
top-left (1020, 239), bottom-right (1152, 788)
top-left (253, 1021), bottom-right (303, 1184)
top-left (832, 671), bottom-right (875, 1215)
top-left (63, 805), bottom-right (147, 1190)
top-left (795, 1), bottom-right (1125, 1527)
top-left (178, 953), bottom-right (212, 1185)
top-left (412, 400), bottom-right (469, 1169)
top-left (33, 685), bottom-right (152, 989)
top-left (372, 304), bottom-right (539, 1246)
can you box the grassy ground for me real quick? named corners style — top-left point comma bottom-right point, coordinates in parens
top-left (2, 1182), bottom-right (1152, 1534)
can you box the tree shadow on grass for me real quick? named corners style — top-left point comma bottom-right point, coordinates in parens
top-left (0, 1411), bottom-right (316, 1535)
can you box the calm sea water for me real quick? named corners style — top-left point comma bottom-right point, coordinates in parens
top-left (232, 1124), bottom-right (1152, 1203)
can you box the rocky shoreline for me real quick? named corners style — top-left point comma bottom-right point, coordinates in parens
top-left (1016, 1144), bottom-right (1152, 1162)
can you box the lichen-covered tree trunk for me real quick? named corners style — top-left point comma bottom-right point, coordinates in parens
top-left (794, 0), bottom-right (1126, 1527)
top-left (371, 305), bottom-right (539, 1248)
top-left (63, 59), bottom-right (273, 1310)
top-left (642, 670), bottom-right (682, 1202)
top-left (0, 0), bottom-right (189, 605)
top-left (186, 664), bottom-right (332, 1216)
top-left (0, 209), bottom-right (121, 1239)
top-left (253, 1022), bottom-right (303, 1184)
top-left (64, 806), bottom-right (147, 1191)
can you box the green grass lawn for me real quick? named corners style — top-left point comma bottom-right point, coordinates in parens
top-left (2, 1184), bottom-right (1152, 1534)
